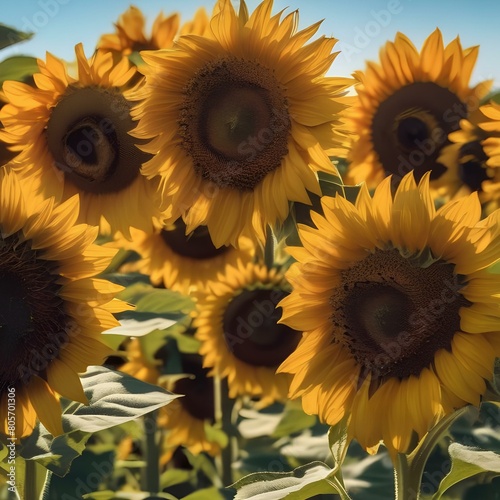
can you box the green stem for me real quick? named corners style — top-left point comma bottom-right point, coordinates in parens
top-left (141, 410), bottom-right (159, 494)
top-left (264, 225), bottom-right (275, 269)
top-left (214, 375), bottom-right (235, 487)
top-left (395, 452), bottom-right (420, 500)
top-left (40, 470), bottom-right (53, 500)
top-left (394, 406), bottom-right (471, 500)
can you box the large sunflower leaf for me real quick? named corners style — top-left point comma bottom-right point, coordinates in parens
top-left (19, 367), bottom-right (179, 476)
top-left (432, 443), bottom-right (500, 499)
top-left (104, 316), bottom-right (178, 337)
top-left (82, 493), bottom-right (174, 499)
top-left (0, 24), bottom-right (33, 50)
top-left (61, 366), bottom-right (179, 432)
top-left (134, 288), bottom-right (194, 314)
top-left (272, 401), bottom-right (317, 438)
top-left (20, 427), bottom-right (91, 477)
top-left (0, 55), bottom-right (38, 84)
top-left (182, 487), bottom-right (234, 499)
top-left (115, 283), bottom-right (194, 315)
top-left (231, 461), bottom-right (351, 499)
top-left (37, 450), bottom-right (115, 498)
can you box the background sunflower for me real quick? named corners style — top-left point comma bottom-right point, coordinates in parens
top-left (195, 260), bottom-right (300, 406)
top-left (345, 29), bottom-right (491, 189)
top-left (0, 43), bottom-right (163, 237)
top-left (97, 5), bottom-right (208, 57)
top-left (109, 220), bottom-right (255, 294)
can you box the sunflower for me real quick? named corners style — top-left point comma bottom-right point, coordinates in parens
top-left (97, 5), bottom-right (208, 57)
top-left (132, 0), bottom-right (353, 247)
top-left (277, 171), bottom-right (500, 457)
top-left (0, 168), bottom-right (130, 438)
top-left (158, 354), bottom-right (222, 460)
top-left (0, 43), bottom-right (162, 237)
top-left (194, 261), bottom-right (300, 406)
top-left (110, 218), bottom-right (255, 294)
top-left (433, 100), bottom-right (500, 214)
top-left (345, 29), bottom-right (491, 189)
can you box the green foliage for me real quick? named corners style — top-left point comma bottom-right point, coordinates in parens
top-left (481, 90), bottom-right (500, 104)
top-left (231, 461), bottom-right (345, 499)
top-left (0, 23), bottom-right (33, 50)
top-left (19, 367), bottom-right (178, 477)
top-left (0, 56), bottom-right (38, 84)
top-left (271, 403), bottom-right (317, 439)
top-left (105, 282), bottom-right (196, 360)
top-left (182, 486), bottom-right (233, 499)
top-left (432, 443), bottom-right (500, 499)
top-left (60, 367), bottom-right (179, 434)
top-left (318, 170), bottom-right (345, 198)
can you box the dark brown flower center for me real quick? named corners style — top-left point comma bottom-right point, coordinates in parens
top-left (397, 115), bottom-right (432, 151)
top-left (223, 288), bottom-right (301, 367)
top-left (173, 356), bottom-right (214, 422)
top-left (179, 57), bottom-right (290, 191)
top-left (0, 233), bottom-right (72, 392)
top-left (458, 140), bottom-right (492, 192)
top-left (371, 82), bottom-right (467, 183)
top-left (47, 86), bottom-right (149, 194)
top-left (330, 248), bottom-right (470, 390)
top-left (160, 219), bottom-right (229, 259)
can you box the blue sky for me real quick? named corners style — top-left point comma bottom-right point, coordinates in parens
top-left (2, 0), bottom-right (500, 87)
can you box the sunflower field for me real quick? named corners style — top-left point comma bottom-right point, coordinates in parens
top-left (1, 1), bottom-right (500, 499)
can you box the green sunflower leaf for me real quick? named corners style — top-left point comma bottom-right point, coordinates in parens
top-left (271, 402), bottom-right (317, 438)
top-left (318, 171), bottom-right (345, 198)
top-left (231, 461), bottom-right (351, 499)
top-left (100, 271), bottom-right (150, 288)
top-left (182, 486), bottom-right (233, 500)
top-left (159, 467), bottom-right (193, 489)
top-left (343, 184), bottom-right (363, 204)
top-left (203, 421), bottom-right (229, 450)
top-left (19, 367), bottom-right (179, 476)
top-left (117, 284), bottom-right (194, 316)
top-left (432, 443), bottom-right (500, 499)
top-left (0, 24), bottom-right (33, 50)
top-left (104, 316), bottom-right (178, 337)
top-left (134, 288), bottom-right (194, 314)
top-left (40, 450), bottom-right (115, 499)
top-left (0, 55), bottom-right (38, 84)
top-left (481, 90), bottom-right (500, 105)
top-left (61, 366), bottom-right (179, 433)
top-left (20, 427), bottom-right (91, 477)
top-left (0, 441), bottom-right (9, 473)
top-left (79, 491), bottom-right (177, 499)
